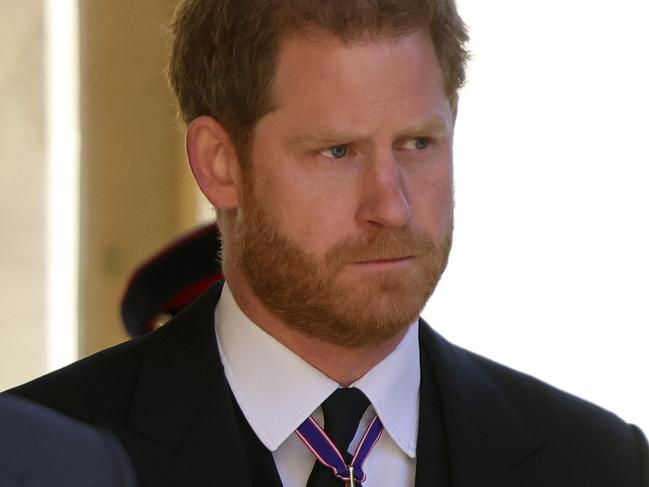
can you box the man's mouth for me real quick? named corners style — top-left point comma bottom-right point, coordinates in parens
top-left (353, 256), bottom-right (414, 265)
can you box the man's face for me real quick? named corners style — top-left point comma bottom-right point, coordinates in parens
top-left (231, 29), bottom-right (454, 348)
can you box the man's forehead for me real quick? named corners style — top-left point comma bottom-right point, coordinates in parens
top-left (261, 28), bottom-right (450, 133)
top-left (271, 29), bottom-right (442, 94)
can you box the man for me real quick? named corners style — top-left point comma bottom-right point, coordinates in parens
top-left (5, 0), bottom-right (648, 486)
top-left (0, 394), bottom-right (137, 486)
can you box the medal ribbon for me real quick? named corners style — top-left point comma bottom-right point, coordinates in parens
top-left (296, 414), bottom-right (384, 483)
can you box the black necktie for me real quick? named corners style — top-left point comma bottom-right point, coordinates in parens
top-left (306, 388), bottom-right (370, 486)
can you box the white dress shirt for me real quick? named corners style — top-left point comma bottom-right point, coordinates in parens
top-left (215, 283), bottom-right (420, 487)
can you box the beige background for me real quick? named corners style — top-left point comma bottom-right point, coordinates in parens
top-left (0, 0), bottom-right (198, 390)
top-left (0, 0), bottom-right (48, 388)
top-left (77, 0), bottom-right (194, 355)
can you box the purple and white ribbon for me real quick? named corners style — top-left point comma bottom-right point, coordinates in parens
top-left (296, 414), bottom-right (384, 483)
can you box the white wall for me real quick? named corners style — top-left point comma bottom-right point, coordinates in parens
top-left (424, 0), bottom-right (649, 430)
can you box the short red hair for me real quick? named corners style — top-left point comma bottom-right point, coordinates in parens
top-left (168, 0), bottom-right (470, 154)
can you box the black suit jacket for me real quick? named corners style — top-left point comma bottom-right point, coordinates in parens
top-left (6, 282), bottom-right (649, 486)
top-left (0, 394), bottom-right (137, 487)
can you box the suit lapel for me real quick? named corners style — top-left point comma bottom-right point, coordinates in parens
top-left (414, 335), bottom-right (452, 487)
top-left (418, 322), bottom-right (541, 487)
top-left (126, 282), bottom-right (254, 487)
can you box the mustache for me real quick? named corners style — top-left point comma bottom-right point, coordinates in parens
top-left (325, 227), bottom-right (439, 266)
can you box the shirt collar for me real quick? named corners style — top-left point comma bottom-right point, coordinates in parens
top-left (352, 323), bottom-right (420, 457)
top-left (215, 282), bottom-right (420, 458)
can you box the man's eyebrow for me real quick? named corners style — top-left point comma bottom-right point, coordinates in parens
top-left (285, 117), bottom-right (452, 150)
top-left (395, 117), bottom-right (451, 139)
top-left (285, 129), bottom-right (366, 149)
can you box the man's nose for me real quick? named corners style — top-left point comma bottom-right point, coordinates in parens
top-left (356, 152), bottom-right (411, 228)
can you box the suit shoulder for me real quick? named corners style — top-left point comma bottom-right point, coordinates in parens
top-left (5, 333), bottom-right (149, 422)
top-left (417, 319), bottom-right (649, 482)
top-left (420, 323), bottom-right (647, 469)
top-left (461, 346), bottom-right (645, 455)
top-left (4, 285), bottom-right (220, 422)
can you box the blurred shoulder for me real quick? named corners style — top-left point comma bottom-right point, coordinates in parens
top-left (0, 394), bottom-right (137, 486)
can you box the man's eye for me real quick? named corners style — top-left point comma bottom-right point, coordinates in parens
top-left (320, 144), bottom-right (349, 159)
top-left (402, 137), bottom-right (432, 150)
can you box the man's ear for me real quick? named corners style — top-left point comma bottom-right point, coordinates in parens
top-left (186, 116), bottom-right (242, 209)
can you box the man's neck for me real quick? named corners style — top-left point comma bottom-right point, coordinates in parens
top-left (226, 275), bottom-right (407, 387)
